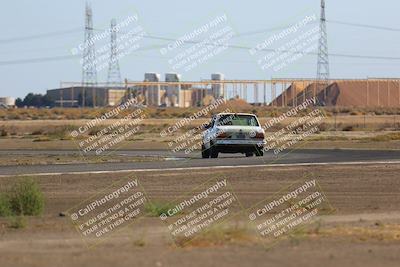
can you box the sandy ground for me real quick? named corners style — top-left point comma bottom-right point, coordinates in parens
top-left (0, 164), bottom-right (399, 267)
top-left (1, 115), bottom-right (399, 129)
top-left (0, 153), bottom-right (162, 166)
top-left (1, 115), bottom-right (400, 152)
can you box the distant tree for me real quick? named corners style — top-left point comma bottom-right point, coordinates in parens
top-left (20, 93), bottom-right (54, 108)
top-left (15, 98), bottom-right (24, 108)
top-left (23, 93), bottom-right (36, 106)
top-left (42, 94), bottom-right (54, 107)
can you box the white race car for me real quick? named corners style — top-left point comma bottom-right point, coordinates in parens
top-left (201, 113), bottom-right (265, 158)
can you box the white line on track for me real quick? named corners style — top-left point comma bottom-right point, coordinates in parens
top-left (0, 160), bottom-right (399, 177)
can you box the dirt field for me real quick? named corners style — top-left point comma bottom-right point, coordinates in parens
top-left (1, 133), bottom-right (400, 151)
top-left (1, 113), bottom-right (399, 152)
top-left (0, 164), bottom-right (399, 267)
top-left (0, 153), bottom-right (162, 166)
top-left (1, 115), bottom-right (400, 134)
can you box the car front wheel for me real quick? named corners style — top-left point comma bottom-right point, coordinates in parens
top-left (255, 147), bottom-right (264, 157)
top-left (209, 143), bottom-right (219, 158)
top-left (201, 144), bottom-right (210, 158)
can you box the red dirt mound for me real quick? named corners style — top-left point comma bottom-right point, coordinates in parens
top-left (274, 80), bottom-right (400, 107)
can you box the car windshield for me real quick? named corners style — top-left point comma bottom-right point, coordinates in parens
top-left (217, 114), bottom-right (259, 126)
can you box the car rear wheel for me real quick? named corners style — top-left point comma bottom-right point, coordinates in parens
top-left (201, 144), bottom-right (210, 158)
top-left (210, 144), bottom-right (219, 158)
top-left (245, 152), bottom-right (253, 157)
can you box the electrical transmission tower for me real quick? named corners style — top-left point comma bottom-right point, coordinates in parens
top-left (107, 19), bottom-right (122, 86)
top-left (317, 0), bottom-right (329, 81)
top-left (82, 2), bottom-right (97, 85)
top-left (82, 2), bottom-right (97, 106)
top-left (317, 0), bottom-right (330, 103)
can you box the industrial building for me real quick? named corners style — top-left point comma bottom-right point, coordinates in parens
top-left (46, 73), bottom-right (225, 108)
top-left (124, 73), bottom-right (225, 108)
top-left (46, 86), bottom-right (126, 107)
top-left (164, 73), bottom-right (181, 107)
top-left (144, 73), bottom-right (161, 107)
top-left (0, 97), bottom-right (15, 108)
top-left (46, 76), bottom-right (400, 108)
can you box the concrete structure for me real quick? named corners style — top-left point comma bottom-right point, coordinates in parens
top-left (144, 73), bottom-right (161, 107)
top-left (107, 89), bottom-right (127, 106)
top-left (178, 89), bottom-right (193, 108)
top-left (211, 73), bottom-right (224, 99)
top-left (164, 73), bottom-right (181, 107)
top-left (53, 73), bottom-right (226, 108)
top-left (185, 87), bottom-right (211, 107)
top-left (47, 86), bottom-right (126, 107)
top-left (125, 73), bottom-right (224, 107)
top-left (0, 97), bottom-right (15, 108)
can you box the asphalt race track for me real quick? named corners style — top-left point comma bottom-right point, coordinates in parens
top-left (0, 149), bottom-right (399, 176)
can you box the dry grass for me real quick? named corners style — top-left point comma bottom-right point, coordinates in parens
top-left (369, 133), bottom-right (400, 141)
top-left (0, 115), bottom-right (399, 139)
top-left (1, 106), bottom-right (400, 121)
top-left (175, 223), bottom-right (255, 247)
top-left (320, 223), bottom-right (400, 241)
top-left (276, 221), bottom-right (400, 243)
top-left (0, 154), bottom-right (162, 166)
top-left (174, 220), bottom-right (400, 248)
top-left (0, 107), bottom-right (399, 153)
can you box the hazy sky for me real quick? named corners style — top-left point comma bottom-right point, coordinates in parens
top-left (0, 0), bottom-right (399, 98)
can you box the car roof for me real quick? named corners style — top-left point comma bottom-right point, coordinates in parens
top-left (215, 113), bottom-right (257, 116)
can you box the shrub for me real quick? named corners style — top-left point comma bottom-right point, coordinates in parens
top-left (47, 125), bottom-right (75, 139)
top-left (342, 125), bottom-right (355, 131)
top-left (9, 216), bottom-right (27, 229)
top-left (317, 123), bottom-right (328, 132)
top-left (31, 130), bottom-right (44, 135)
top-left (32, 137), bottom-right (50, 142)
top-left (0, 194), bottom-right (11, 216)
top-left (0, 128), bottom-right (7, 137)
top-left (88, 126), bottom-right (104, 136)
top-left (8, 178), bottom-right (44, 216)
top-left (145, 202), bottom-right (176, 217)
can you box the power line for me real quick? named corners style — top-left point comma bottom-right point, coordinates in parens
top-left (1, 43), bottom-right (400, 67)
top-left (0, 23), bottom-right (295, 45)
top-left (2, 26), bottom-right (400, 66)
top-left (0, 45), bottom-right (164, 65)
top-left (0, 55), bottom-right (79, 65)
top-left (233, 25), bottom-right (302, 38)
top-left (0, 28), bottom-right (82, 44)
top-left (0, 18), bottom-right (398, 45)
top-left (327, 20), bottom-right (400, 32)
top-left (99, 29), bottom-right (400, 61)
top-left (91, 26), bottom-right (400, 59)
top-left (0, 45), bottom-right (73, 55)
